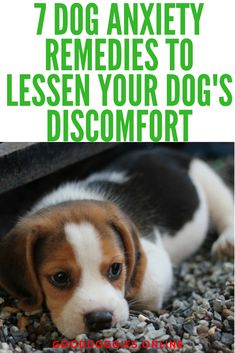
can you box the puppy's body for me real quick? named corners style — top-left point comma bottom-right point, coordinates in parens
top-left (0, 148), bottom-right (234, 338)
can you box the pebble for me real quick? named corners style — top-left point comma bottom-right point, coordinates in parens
top-left (0, 344), bottom-right (9, 350)
top-left (126, 332), bottom-right (136, 341)
top-left (223, 319), bottom-right (231, 332)
top-left (221, 332), bottom-right (234, 345)
top-left (213, 299), bottom-right (224, 313)
top-left (198, 320), bottom-right (209, 326)
top-left (222, 308), bottom-right (234, 318)
top-left (134, 322), bottom-right (146, 333)
top-left (102, 328), bottom-right (116, 338)
top-left (159, 334), bottom-right (170, 341)
top-left (208, 326), bottom-right (217, 337)
top-left (213, 311), bottom-right (222, 321)
top-left (138, 314), bottom-right (148, 322)
top-left (183, 320), bottom-right (195, 335)
top-left (23, 344), bottom-right (33, 353)
top-left (10, 325), bottom-right (19, 333)
top-left (197, 325), bottom-right (209, 336)
top-left (150, 327), bottom-right (166, 339)
top-left (212, 320), bottom-right (223, 329)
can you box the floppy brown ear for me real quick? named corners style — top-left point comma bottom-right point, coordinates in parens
top-left (110, 210), bottom-right (147, 300)
top-left (0, 224), bottom-right (43, 312)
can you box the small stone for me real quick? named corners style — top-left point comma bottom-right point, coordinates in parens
top-left (10, 325), bottom-right (19, 333)
top-left (208, 326), bottom-right (217, 337)
top-left (183, 320), bottom-right (195, 335)
top-left (183, 332), bottom-right (189, 339)
top-left (126, 332), bottom-right (136, 341)
top-left (183, 308), bottom-right (193, 316)
top-left (23, 343), bottom-right (33, 353)
top-left (197, 325), bottom-right (209, 336)
top-left (198, 320), bottom-right (209, 326)
top-left (15, 347), bottom-right (22, 352)
top-left (76, 333), bottom-right (88, 341)
top-left (212, 341), bottom-right (227, 351)
top-left (36, 334), bottom-right (47, 343)
top-left (12, 331), bottom-right (28, 342)
top-left (213, 299), bottom-right (224, 313)
top-left (3, 326), bottom-right (8, 336)
top-left (151, 327), bottom-right (166, 339)
top-left (134, 322), bottom-right (146, 333)
top-left (0, 343), bottom-right (9, 350)
top-left (223, 319), bottom-right (231, 332)
top-left (173, 299), bottom-right (185, 309)
top-left (101, 328), bottom-right (116, 338)
top-left (196, 307), bottom-right (207, 319)
top-left (0, 298), bottom-right (4, 305)
top-left (221, 332), bottom-right (234, 345)
top-left (115, 329), bottom-right (126, 339)
top-left (138, 314), bottom-right (148, 322)
top-left (213, 311), bottom-right (222, 321)
top-left (214, 331), bottom-right (222, 341)
top-left (212, 320), bottom-right (223, 329)
top-left (50, 331), bottom-right (59, 340)
top-left (222, 308), bottom-right (234, 318)
top-left (160, 334), bottom-right (170, 341)
top-left (224, 299), bottom-right (233, 308)
top-left (90, 331), bottom-right (105, 340)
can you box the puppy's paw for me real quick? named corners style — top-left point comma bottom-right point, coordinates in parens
top-left (211, 227), bottom-right (234, 259)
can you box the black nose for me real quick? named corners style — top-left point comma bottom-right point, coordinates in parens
top-left (84, 311), bottom-right (113, 331)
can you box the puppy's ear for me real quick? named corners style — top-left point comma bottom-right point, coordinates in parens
top-left (110, 210), bottom-right (147, 300)
top-left (0, 223), bottom-right (43, 312)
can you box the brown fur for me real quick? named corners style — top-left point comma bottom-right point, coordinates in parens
top-left (0, 200), bottom-right (147, 321)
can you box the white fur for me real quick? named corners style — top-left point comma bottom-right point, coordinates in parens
top-left (190, 159), bottom-right (234, 257)
top-left (31, 182), bottom-right (105, 213)
top-left (211, 226), bottom-right (234, 257)
top-left (57, 222), bottom-right (129, 338)
top-left (86, 171), bottom-right (129, 184)
top-left (137, 233), bottom-right (173, 310)
top-left (31, 171), bottom-right (128, 213)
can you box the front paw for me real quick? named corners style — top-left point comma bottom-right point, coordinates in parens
top-left (211, 227), bottom-right (234, 259)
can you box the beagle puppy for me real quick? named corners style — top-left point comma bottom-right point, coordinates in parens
top-left (0, 148), bottom-right (234, 338)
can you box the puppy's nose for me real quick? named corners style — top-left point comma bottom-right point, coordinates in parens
top-left (84, 311), bottom-right (113, 331)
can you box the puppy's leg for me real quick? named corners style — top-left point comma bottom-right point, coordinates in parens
top-left (135, 233), bottom-right (173, 311)
top-left (190, 159), bottom-right (234, 259)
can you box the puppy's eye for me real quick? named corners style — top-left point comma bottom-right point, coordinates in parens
top-left (108, 263), bottom-right (122, 280)
top-left (49, 271), bottom-right (71, 288)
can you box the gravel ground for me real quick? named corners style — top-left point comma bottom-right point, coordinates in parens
top-left (0, 244), bottom-right (234, 353)
top-left (0, 159), bottom-right (234, 353)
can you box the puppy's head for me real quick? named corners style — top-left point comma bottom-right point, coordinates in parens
top-left (0, 201), bottom-right (146, 338)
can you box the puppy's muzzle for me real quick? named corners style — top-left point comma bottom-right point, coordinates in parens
top-left (84, 311), bottom-right (113, 331)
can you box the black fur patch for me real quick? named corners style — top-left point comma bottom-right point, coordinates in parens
top-left (88, 147), bottom-right (199, 238)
